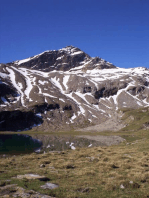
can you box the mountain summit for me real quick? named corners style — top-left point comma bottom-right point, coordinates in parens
top-left (13, 46), bottom-right (116, 71)
top-left (0, 46), bottom-right (149, 131)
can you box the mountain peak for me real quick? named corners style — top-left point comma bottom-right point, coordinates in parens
top-left (12, 46), bottom-right (115, 72)
top-left (59, 46), bottom-right (87, 56)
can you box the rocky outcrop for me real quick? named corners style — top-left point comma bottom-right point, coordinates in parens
top-left (0, 184), bottom-right (55, 198)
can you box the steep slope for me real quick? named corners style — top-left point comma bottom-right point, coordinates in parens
top-left (0, 46), bottom-right (149, 131)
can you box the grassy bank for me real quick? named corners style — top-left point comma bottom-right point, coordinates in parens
top-left (0, 139), bottom-right (149, 198)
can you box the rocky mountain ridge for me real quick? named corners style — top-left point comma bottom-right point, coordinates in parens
top-left (0, 46), bottom-right (149, 131)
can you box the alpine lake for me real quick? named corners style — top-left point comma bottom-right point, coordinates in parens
top-left (0, 132), bottom-right (106, 156)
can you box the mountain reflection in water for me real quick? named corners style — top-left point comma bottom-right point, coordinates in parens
top-left (0, 134), bottom-right (42, 155)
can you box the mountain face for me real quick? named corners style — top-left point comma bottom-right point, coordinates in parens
top-left (0, 46), bottom-right (149, 132)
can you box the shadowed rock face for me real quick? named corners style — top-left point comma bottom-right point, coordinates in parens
top-left (0, 83), bottom-right (17, 97)
top-left (0, 46), bottom-right (149, 131)
top-left (0, 111), bottom-right (43, 131)
top-left (0, 82), bottom-right (18, 105)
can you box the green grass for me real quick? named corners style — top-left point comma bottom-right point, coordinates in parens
top-left (1, 141), bottom-right (149, 197)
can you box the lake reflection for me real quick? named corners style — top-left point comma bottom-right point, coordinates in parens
top-left (0, 134), bottom-right (42, 155)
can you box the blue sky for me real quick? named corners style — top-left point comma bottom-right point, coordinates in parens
top-left (0, 0), bottom-right (149, 68)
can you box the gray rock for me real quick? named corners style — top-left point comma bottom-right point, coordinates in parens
top-left (0, 185), bottom-right (55, 198)
top-left (14, 174), bottom-right (50, 181)
top-left (41, 183), bottom-right (59, 190)
top-left (40, 164), bottom-right (46, 168)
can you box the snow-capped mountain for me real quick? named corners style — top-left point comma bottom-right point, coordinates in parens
top-left (0, 46), bottom-right (149, 131)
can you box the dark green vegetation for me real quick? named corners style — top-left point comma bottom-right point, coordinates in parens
top-left (0, 108), bottom-right (149, 197)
